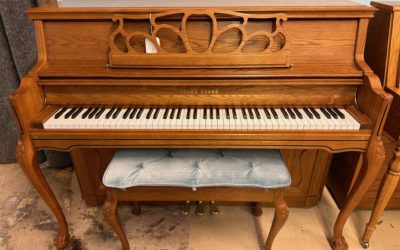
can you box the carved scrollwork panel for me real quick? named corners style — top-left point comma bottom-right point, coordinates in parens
top-left (109, 10), bottom-right (290, 68)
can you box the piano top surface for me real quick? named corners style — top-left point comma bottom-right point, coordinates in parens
top-left (53, 0), bottom-right (370, 8)
top-left (31, 0), bottom-right (374, 17)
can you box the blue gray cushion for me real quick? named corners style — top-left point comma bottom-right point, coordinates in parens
top-left (102, 149), bottom-right (291, 189)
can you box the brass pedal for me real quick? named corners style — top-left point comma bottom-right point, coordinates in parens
top-left (209, 201), bottom-right (220, 215)
top-left (181, 200), bottom-right (191, 215)
top-left (196, 201), bottom-right (205, 216)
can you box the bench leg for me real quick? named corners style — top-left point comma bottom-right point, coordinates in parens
top-left (265, 190), bottom-right (289, 250)
top-left (103, 190), bottom-right (130, 250)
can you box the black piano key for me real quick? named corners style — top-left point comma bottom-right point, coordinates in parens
top-left (82, 107), bottom-right (94, 119)
top-left (225, 108), bottom-right (230, 119)
top-left (71, 107), bottom-right (83, 119)
top-left (186, 108), bottom-right (191, 119)
top-left (105, 107), bottom-right (116, 119)
top-left (232, 108), bottom-right (237, 119)
top-left (65, 107), bottom-right (77, 119)
top-left (241, 108), bottom-right (247, 119)
top-left (320, 108), bottom-right (331, 119)
top-left (333, 107), bottom-right (345, 119)
top-left (88, 107), bottom-right (100, 119)
top-left (310, 108), bottom-right (321, 119)
top-left (254, 109), bottom-right (261, 119)
top-left (327, 107), bottom-right (338, 119)
top-left (169, 108), bottom-right (176, 119)
top-left (270, 108), bottom-right (279, 119)
top-left (264, 108), bottom-right (271, 119)
top-left (129, 108), bottom-right (138, 119)
top-left (286, 108), bottom-right (296, 119)
top-left (95, 108), bottom-right (105, 119)
top-left (123, 107), bottom-right (132, 119)
top-left (216, 108), bottom-right (220, 119)
top-left (280, 108), bottom-right (289, 119)
top-left (54, 107), bottom-right (68, 119)
top-left (146, 108), bottom-right (154, 119)
top-left (247, 108), bottom-right (254, 119)
top-left (193, 108), bottom-right (197, 119)
top-left (303, 108), bottom-right (313, 119)
top-left (210, 108), bottom-right (213, 119)
top-left (293, 107), bottom-right (303, 119)
top-left (112, 108), bottom-right (122, 119)
top-left (177, 108), bottom-right (182, 119)
top-left (153, 108), bottom-right (160, 119)
top-left (136, 108), bottom-right (144, 119)
top-left (203, 108), bottom-right (207, 119)
top-left (163, 108), bottom-right (169, 119)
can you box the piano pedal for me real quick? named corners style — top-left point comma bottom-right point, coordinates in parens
top-left (132, 201), bottom-right (141, 216)
top-left (181, 200), bottom-right (191, 216)
top-left (209, 201), bottom-right (220, 215)
top-left (195, 201), bottom-right (205, 216)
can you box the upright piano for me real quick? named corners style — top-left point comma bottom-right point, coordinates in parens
top-left (9, 0), bottom-right (392, 249)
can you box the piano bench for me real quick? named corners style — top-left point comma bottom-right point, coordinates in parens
top-left (102, 149), bottom-right (291, 250)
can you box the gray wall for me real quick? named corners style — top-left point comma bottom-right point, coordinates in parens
top-left (0, 0), bottom-right (36, 163)
top-left (0, 0), bottom-right (71, 167)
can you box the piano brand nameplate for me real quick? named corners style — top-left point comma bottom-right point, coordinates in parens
top-left (109, 10), bottom-right (290, 69)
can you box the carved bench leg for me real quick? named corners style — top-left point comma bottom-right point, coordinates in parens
top-left (265, 190), bottom-right (289, 250)
top-left (16, 138), bottom-right (70, 249)
top-left (103, 190), bottom-right (130, 250)
top-left (361, 137), bottom-right (400, 248)
top-left (333, 138), bottom-right (386, 250)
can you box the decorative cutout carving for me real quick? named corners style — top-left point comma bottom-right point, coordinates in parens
top-left (109, 10), bottom-right (289, 68)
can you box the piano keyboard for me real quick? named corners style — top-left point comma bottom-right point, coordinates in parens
top-left (43, 107), bottom-right (361, 130)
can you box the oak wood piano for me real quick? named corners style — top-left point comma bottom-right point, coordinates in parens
top-left (9, 0), bottom-right (392, 249)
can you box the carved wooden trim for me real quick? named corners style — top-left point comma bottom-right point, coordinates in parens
top-left (109, 10), bottom-right (290, 68)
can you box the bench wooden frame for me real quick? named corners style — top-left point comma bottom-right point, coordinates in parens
top-left (103, 186), bottom-right (289, 250)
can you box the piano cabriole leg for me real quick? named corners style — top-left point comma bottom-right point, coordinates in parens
top-left (332, 137), bottom-right (386, 250)
top-left (361, 137), bottom-right (400, 247)
top-left (16, 137), bottom-right (70, 249)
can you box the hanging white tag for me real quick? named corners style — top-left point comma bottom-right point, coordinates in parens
top-left (145, 37), bottom-right (160, 54)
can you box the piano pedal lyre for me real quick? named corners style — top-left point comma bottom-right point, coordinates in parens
top-left (181, 200), bottom-right (191, 215)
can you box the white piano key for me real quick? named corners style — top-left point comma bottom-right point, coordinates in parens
top-left (211, 109), bottom-right (218, 129)
top-left (340, 109), bottom-right (360, 130)
top-left (44, 109), bottom-right (61, 129)
top-left (220, 109), bottom-right (228, 130)
top-left (275, 109), bottom-right (289, 130)
top-left (314, 109), bottom-right (332, 130)
top-left (114, 108), bottom-right (127, 129)
top-left (70, 108), bottom-right (88, 129)
top-left (257, 108), bottom-right (269, 129)
top-left (267, 109), bottom-right (279, 130)
top-left (298, 109), bottom-right (314, 130)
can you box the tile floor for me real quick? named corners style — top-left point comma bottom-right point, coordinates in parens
top-left (0, 163), bottom-right (399, 250)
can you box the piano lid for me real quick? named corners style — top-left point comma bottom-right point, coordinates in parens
top-left (31, 0), bottom-right (374, 19)
top-left (53, 0), bottom-right (370, 8)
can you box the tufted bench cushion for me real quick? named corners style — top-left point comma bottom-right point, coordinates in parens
top-left (103, 149), bottom-right (291, 189)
